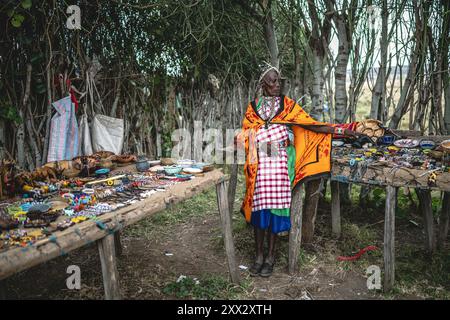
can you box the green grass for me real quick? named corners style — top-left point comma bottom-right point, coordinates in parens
top-left (354, 85), bottom-right (411, 130)
top-left (124, 168), bottom-right (448, 300)
top-left (162, 274), bottom-right (251, 299)
top-left (391, 244), bottom-right (450, 299)
top-left (124, 187), bottom-right (219, 239)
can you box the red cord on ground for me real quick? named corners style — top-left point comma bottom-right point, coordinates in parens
top-left (337, 245), bottom-right (379, 261)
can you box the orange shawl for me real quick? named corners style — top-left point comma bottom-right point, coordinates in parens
top-left (238, 95), bottom-right (333, 223)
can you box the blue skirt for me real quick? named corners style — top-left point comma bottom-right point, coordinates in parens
top-left (250, 209), bottom-right (291, 234)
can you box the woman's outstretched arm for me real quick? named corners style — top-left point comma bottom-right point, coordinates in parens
top-left (299, 124), bottom-right (365, 138)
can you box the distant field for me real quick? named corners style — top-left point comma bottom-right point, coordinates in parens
top-left (355, 80), bottom-right (411, 130)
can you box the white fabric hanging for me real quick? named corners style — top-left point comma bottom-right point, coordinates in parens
top-left (91, 114), bottom-right (124, 154)
top-left (78, 113), bottom-right (93, 156)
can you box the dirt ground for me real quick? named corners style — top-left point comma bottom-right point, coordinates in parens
top-left (1, 182), bottom-right (449, 300)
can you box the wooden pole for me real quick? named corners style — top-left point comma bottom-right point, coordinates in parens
top-left (416, 189), bottom-right (435, 254)
top-left (0, 280), bottom-right (6, 299)
top-left (228, 164), bottom-right (238, 219)
top-left (302, 179), bottom-right (321, 243)
top-left (384, 186), bottom-right (397, 292)
top-left (438, 192), bottom-right (449, 250)
top-left (97, 233), bottom-right (121, 300)
top-left (114, 231), bottom-right (123, 257)
top-left (289, 183), bottom-right (304, 274)
top-left (331, 181), bottom-right (341, 238)
top-left (216, 178), bottom-right (240, 284)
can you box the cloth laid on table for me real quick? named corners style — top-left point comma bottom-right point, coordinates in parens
top-left (91, 114), bottom-right (124, 155)
top-left (47, 96), bottom-right (79, 162)
top-left (78, 113), bottom-right (93, 156)
top-left (237, 95), bottom-right (358, 225)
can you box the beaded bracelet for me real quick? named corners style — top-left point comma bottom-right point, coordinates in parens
top-left (334, 127), bottom-right (345, 135)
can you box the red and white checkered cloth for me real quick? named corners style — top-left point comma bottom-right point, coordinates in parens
top-left (252, 98), bottom-right (291, 212)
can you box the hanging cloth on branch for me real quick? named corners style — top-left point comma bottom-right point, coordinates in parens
top-left (91, 114), bottom-right (124, 155)
top-left (47, 96), bottom-right (79, 162)
top-left (78, 111), bottom-right (93, 156)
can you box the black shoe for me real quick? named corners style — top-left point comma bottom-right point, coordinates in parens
top-left (249, 262), bottom-right (263, 276)
top-left (260, 262), bottom-right (274, 277)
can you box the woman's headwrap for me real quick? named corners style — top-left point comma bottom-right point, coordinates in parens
top-left (255, 62), bottom-right (280, 98)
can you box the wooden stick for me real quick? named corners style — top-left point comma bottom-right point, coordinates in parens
top-left (302, 179), bottom-right (321, 243)
top-left (0, 280), bottom-right (6, 299)
top-left (216, 178), bottom-right (240, 284)
top-left (384, 186), bottom-right (397, 292)
top-left (289, 183), bottom-right (303, 274)
top-left (438, 192), bottom-right (450, 250)
top-left (97, 233), bottom-right (121, 300)
top-left (416, 189), bottom-right (435, 254)
top-left (228, 164), bottom-right (238, 219)
top-left (114, 231), bottom-right (123, 256)
top-left (331, 181), bottom-right (341, 238)
top-left (85, 175), bottom-right (126, 186)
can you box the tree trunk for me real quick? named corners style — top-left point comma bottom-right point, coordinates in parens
top-left (334, 18), bottom-right (350, 124)
top-left (42, 65), bottom-right (53, 165)
top-left (110, 79), bottom-right (121, 118)
top-left (370, 0), bottom-right (388, 122)
top-left (17, 64), bottom-right (33, 169)
top-left (440, 0), bottom-right (450, 134)
top-left (389, 46), bottom-right (419, 129)
top-left (262, 0), bottom-right (279, 68)
top-left (25, 102), bottom-right (42, 168)
top-left (311, 51), bottom-right (325, 120)
top-left (0, 119), bottom-right (5, 160)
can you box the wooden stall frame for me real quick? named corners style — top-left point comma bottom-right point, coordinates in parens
top-left (0, 169), bottom-right (241, 299)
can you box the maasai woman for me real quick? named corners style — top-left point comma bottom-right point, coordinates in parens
top-left (237, 65), bottom-right (364, 277)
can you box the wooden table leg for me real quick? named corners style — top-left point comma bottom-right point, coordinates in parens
top-left (228, 163), bottom-right (238, 219)
top-left (384, 186), bottom-right (397, 292)
top-left (0, 280), bottom-right (6, 299)
top-left (289, 183), bottom-right (304, 274)
top-left (114, 231), bottom-right (123, 256)
top-left (97, 233), bottom-right (121, 299)
top-left (216, 178), bottom-right (240, 284)
top-left (331, 181), bottom-right (341, 238)
top-left (302, 179), bottom-right (321, 243)
top-left (416, 189), bottom-right (435, 254)
top-left (438, 192), bottom-right (449, 250)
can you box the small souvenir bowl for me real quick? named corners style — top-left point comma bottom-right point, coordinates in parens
top-left (136, 160), bottom-right (150, 172)
top-left (183, 167), bottom-right (202, 174)
top-left (164, 165), bottom-right (183, 175)
top-left (420, 140), bottom-right (436, 150)
top-left (148, 160), bottom-right (161, 166)
top-left (82, 188), bottom-right (95, 195)
top-left (20, 203), bottom-right (33, 212)
top-left (161, 158), bottom-right (176, 166)
top-left (429, 150), bottom-right (443, 159)
top-left (378, 135), bottom-right (396, 145)
top-left (177, 159), bottom-right (195, 168)
top-left (28, 203), bottom-right (51, 213)
top-left (95, 168), bottom-right (110, 176)
top-left (393, 139), bottom-right (420, 148)
top-left (332, 140), bottom-right (345, 147)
